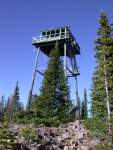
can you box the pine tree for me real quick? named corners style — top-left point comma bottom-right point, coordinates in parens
top-left (90, 12), bottom-right (113, 144)
top-left (0, 95), bottom-right (5, 121)
top-left (6, 95), bottom-right (14, 121)
top-left (81, 88), bottom-right (88, 119)
top-left (33, 42), bottom-right (72, 120)
top-left (91, 11), bottom-right (113, 120)
top-left (5, 82), bottom-right (23, 122)
top-left (12, 81), bottom-right (22, 114)
top-left (5, 81), bottom-right (23, 122)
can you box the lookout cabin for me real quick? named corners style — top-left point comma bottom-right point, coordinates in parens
top-left (32, 26), bottom-right (80, 57)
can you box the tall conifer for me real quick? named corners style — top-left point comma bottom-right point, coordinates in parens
top-left (91, 11), bottom-right (113, 119)
top-left (33, 42), bottom-right (72, 118)
top-left (81, 88), bottom-right (88, 119)
top-left (13, 81), bottom-right (22, 114)
top-left (0, 95), bottom-right (5, 121)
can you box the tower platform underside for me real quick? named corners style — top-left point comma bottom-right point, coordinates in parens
top-left (33, 38), bottom-right (80, 57)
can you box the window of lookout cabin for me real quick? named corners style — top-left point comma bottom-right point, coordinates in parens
top-left (50, 30), bottom-right (55, 37)
top-left (46, 31), bottom-right (50, 38)
top-left (61, 28), bottom-right (65, 37)
top-left (56, 30), bottom-right (60, 37)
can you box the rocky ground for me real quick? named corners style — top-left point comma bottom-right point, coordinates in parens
top-left (8, 120), bottom-right (99, 150)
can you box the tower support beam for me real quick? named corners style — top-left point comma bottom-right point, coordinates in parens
top-left (27, 48), bottom-right (40, 109)
top-left (75, 76), bottom-right (80, 118)
top-left (69, 56), bottom-right (80, 117)
top-left (64, 43), bottom-right (67, 77)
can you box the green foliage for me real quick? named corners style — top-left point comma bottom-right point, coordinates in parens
top-left (81, 101), bottom-right (85, 119)
top-left (21, 127), bottom-right (37, 140)
top-left (31, 42), bottom-right (72, 125)
top-left (91, 11), bottom-right (113, 119)
top-left (15, 109), bottom-right (74, 126)
top-left (14, 110), bottom-right (36, 124)
top-left (83, 118), bottom-right (108, 139)
top-left (0, 95), bottom-right (5, 121)
top-left (0, 144), bottom-right (4, 150)
top-left (34, 116), bottom-right (61, 126)
top-left (95, 144), bottom-right (113, 150)
top-left (81, 88), bottom-right (88, 119)
top-left (13, 81), bottom-right (23, 113)
top-left (3, 81), bottom-right (24, 123)
top-left (0, 123), bottom-right (16, 149)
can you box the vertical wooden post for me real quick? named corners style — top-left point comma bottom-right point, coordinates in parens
top-left (75, 76), bottom-right (80, 119)
top-left (64, 43), bottom-right (67, 77)
top-left (27, 48), bottom-right (40, 109)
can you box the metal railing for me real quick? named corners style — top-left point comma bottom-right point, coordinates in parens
top-left (32, 33), bottom-right (69, 43)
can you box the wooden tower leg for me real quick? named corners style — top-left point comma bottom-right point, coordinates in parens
top-left (64, 43), bottom-right (67, 77)
top-left (27, 48), bottom-right (40, 109)
top-left (70, 55), bottom-right (80, 118)
top-left (75, 76), bottom-right (80, 119)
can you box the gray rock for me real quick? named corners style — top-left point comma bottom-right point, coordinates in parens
top-left (7, 120), bottom-right (98, 150)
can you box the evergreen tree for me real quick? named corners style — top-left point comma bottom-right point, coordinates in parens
top-left (5, 81), bottom-right (23, 121)
top-left (6, 95), bottom-right (14, 121)
top-left (81, 88), bottom-right (88, 119)
top-left (75, 96), bottom-right (81, 119)
top-left (12, 81), bottom-right (22, 113)
top-left (0, 95), bottom-right (5, 121)
top-left (33, 42), bottom-right (72, 120)
top-left (91, 11), bottom-right (113, 120)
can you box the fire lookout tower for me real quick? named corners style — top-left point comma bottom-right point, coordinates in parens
top-left (28, 26), bottom-right (80, 111)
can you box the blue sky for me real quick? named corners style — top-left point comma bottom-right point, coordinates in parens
top-left (0, 0), bottom-right (113, 106)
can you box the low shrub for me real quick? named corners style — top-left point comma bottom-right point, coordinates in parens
top-left (34, 117), bottom-right (61, 127)
top-left (20, 127), bottom-right (37, 140)
top-left (95, 144), bottom-right (113, 150)
top-left (83, 118), bottom-right (108, 139)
